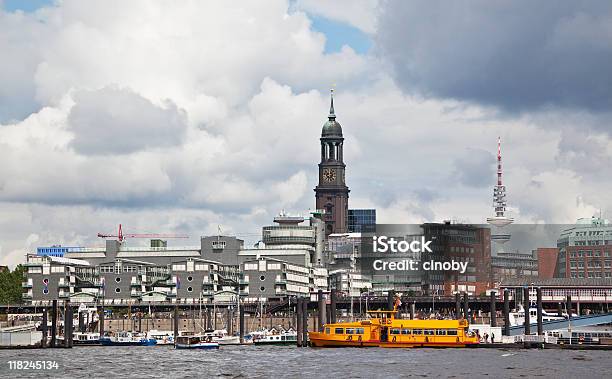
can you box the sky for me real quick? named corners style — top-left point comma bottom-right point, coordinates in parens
top-left (0, 0), bottom-right (611, 268)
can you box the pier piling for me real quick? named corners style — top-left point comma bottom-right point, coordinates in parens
top-left (302, 297), bottom-right (308, 347)
top-left (226, 307), bottom-right (232, 335)
top-left (296, 297), bottom-right (303, 347)
top-left (42, 308), bottom-right (48, 348)
top-left (51, 300), bottom-right (57, 348)
top-left (239, 303), bottom-right (245, 344)
top-left (79, 311), bottom-right (84, 333)
top-left (463, 293), bottom-right (469, 322)
top-left (566, 295), bottom-right (572, 319)
top-left (410, 302), bottom-right (415, 320)
top-left (64, 300), bottom-right (72, 348)
top-left (523, 287), bottom-right (531, 335)
top-left (557, 302), bottom-right (563, 317)
top-left (387, 290), bottom-right (394, 311)
top-left (503, 289), bottom-right (510, 336)
top-left (455, 293), bottom-right (461, 319)
top-left (173, 305), bottom-right (178, 347)
top-left (536, 287), bottom-right (543, 336)
top-left (318, 289), bottom-right (325, 332)
top-left (490, 291), bottom-right (497, 327)
top-left (99, 305), bottom-right (105, 337)
top-left (330, 289), bottom-right (337, 324)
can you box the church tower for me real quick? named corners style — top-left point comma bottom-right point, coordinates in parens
top-left (315, 90), bottom-right (350, 236)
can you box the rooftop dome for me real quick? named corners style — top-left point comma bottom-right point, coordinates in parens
top-left (321, 92), bottom-right (343, 137)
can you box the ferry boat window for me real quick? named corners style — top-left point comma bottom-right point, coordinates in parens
top-left (345, 328), bottom-right (355, 334)
top-left (334, 328), bottom-right (344, 334)
top-left (325, 328), bottom-right (330, 334)
top-left (447, 330), bottom-right (458, 336)
top-left (413, 329), bottom-right (423, 335)
top-left (436, 329), bottom-right (447, 335)
top-left (424, 329), bottom-right (434, 335)
top-left (356, 328), bottom-right (364, 334)
top-left (390, 328), bottom-right (401, 335)
top-left (401, 329), bottom-right (411, 335)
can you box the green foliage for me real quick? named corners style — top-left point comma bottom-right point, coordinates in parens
top-left (0, 265), bottom-right (26, 304)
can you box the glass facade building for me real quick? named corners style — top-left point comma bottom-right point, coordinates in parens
top-left (347, 209), bottom-right (376, 233)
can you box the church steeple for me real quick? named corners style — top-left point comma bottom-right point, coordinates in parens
top-left (315, 88), bottom-right (349, 236)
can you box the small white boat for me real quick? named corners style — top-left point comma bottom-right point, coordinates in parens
top-left (253, 328), bottom-right (298, 346)
top-left (203, 329), bottom-right (241, 345)
top-left (100, 331), bottom-right (157, 346)
top-left (73, 332), bottom-right (100, 345)
top-left (175, 335), bottom-right (219, 350)
top-left (509, 305), bottom-right (577, 326)
top-left (147, 330), bottom-right (174, 345)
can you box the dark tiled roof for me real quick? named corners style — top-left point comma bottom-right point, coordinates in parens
top-left (500, 277), bottom-right (612, 287)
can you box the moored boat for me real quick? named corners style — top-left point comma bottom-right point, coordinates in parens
top-left (73, 332), bottom-right (100, 345)
top-left (100, 331), bottom-right (157, 346)
top-left (253, 329), bottom-right (298, 346)
top-left (175, 335), bottom-right (219, 350)
top-left (308, 300), bottom-right (479, 348)
top-left (147, 330), bottom-right (174, 345)
top-left (202, 329), bottom-right (241, 345)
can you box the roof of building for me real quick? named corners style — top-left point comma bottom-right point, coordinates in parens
top-left (500, 277), bottom-right (612, 287)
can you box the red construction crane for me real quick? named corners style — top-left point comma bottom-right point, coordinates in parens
top-left (97, 224), bottom-right (189, 242)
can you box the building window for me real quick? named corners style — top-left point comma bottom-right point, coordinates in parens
top-left (212, 241), bottom-right (226, 249)
top-left (43, 278), bottom-right (49, 285)
top-left (115, 288), bottom-right (121, 293)
top-left (187, 276), bottom-right (193, 282)
top-left (244, 263), bottom-right (258, 271)
top-left (260, 286), bottom-right (265, 292)
top-left (115, 277), bottom-right (121, 283)
top-left (43, 288), bottom-right (49, 294)
top-left (260, 275), bottom-right (265, 281)
top-left (187, 287), bottom-right (193, 292)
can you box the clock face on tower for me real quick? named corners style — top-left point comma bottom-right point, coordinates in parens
top-left (323, 168), bottom-right (336, 182)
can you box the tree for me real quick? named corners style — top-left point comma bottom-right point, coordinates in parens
top-left (0, 265), bottom-right (26, 304)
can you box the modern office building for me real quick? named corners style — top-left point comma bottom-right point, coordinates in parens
top-left (347, 209), bottom-right (376, 233)
top-left (422, 222), bottom-right (492, 296)
top-left (556, 217), bottom-right (612, 279)
top-left (23, 235), bottom-right (245, 305)
top-left (491, 250), bottom-right (539, 283)
top-left (238, 213), bottom-right (328, 302)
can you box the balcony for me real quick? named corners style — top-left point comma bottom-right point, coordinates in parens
top-left (130, 290), bottom-right (142, 297)
top-left (22, 293), bottom-right (32, 299)
top-left (58, 281), bottom-right (70, 288)
top-left (275, 278), bottom-right (287, 284)
top-left (22, 282), bottom-right (32, 288)
top-left (130, 280), bottom-right (143, 287)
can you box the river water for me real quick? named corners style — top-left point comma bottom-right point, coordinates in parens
top-left (1, 345), bottom-right (611, 378)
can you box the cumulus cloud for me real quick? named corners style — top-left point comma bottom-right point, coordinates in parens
top-left (376, 0), bottom-right (612, 113)
top-left (68, 87), bottom-right (187, 155)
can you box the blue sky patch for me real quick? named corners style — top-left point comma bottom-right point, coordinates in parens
top-left (310, 15), bottom-right (371, 55)
top-left (2, 0), bottom-right (53, 13)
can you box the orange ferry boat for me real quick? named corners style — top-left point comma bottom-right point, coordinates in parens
top-left (308, 302), bottom-right (479, 348)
